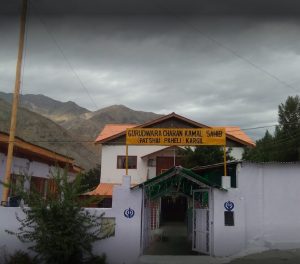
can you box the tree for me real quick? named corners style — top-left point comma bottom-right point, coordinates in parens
top-left (278, 95), bottom-right (300, 133)
top-left (277, 95), bottom-right (300, 161)
top-left (244, 95), bottom-right (300, 162)
top-left (243, 130), bottom-right (275, 161)
top-left (7, 169), bottom-right (109, 264)
top-left (181, 146), bottom-right (233, 168)
top-left (79, 165), bottom-right (101, 193)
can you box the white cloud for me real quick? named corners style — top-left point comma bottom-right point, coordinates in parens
top-left (1, 9), bottom-right (300, 140)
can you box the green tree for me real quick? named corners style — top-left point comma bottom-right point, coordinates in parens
top-left (278, 95), bottom-right (300, 133)
top-left (243, 130), bottom-right (275, 161)
top-left (277, 95), bottom-right (300, 161)
top-left (79, 165), bottom-right (101, 193)
top-left (7, 169), bottom-right (109, 264)
top-left (181, 146), bottom-right (233, 168)
top-left (244, 95), bottom-right (300, 162)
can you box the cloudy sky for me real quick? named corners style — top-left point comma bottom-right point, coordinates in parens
top-left (1, 0), bottom-right (300, 139)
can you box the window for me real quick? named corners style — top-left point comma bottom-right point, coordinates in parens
top-left (30, 177), bottom-right (46, 197)
top-left (47, 178), bottom-right (58, 197)
top-left (9, 174), bottom-right (24, 197)
top-left (98, 198), bottom-right (112, 208)
top-left (224, 211), bottom-right (234, 226)
top-left (147, 158), bottom-right (156, 167)
top-left (117, 156), bottom-right (137, 169)
top-left (100, 217), bottom-right (116, 238)
top-left (7, 174), bottom-right (24, 207)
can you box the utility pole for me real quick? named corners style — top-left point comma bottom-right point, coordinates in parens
top-left (1, 0), bottom-right (28, 205)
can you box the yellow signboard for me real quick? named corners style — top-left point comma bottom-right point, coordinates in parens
top-left (126, 128), bottom-right (226, 146)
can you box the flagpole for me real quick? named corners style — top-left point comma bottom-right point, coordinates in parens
top-left (1, 0), bottom-right (28, 205)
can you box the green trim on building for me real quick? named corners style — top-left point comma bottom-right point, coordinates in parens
top-left (134, 166), bottom-right (228, 200)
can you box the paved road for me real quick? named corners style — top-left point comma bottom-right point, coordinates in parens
top-left (229, 249), bottom-right (300, 264)
top-left (140, 249), bottom-right (300, 264)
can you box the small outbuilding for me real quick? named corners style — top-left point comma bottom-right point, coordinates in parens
top-left (0, 131), bottom-right (81, 205)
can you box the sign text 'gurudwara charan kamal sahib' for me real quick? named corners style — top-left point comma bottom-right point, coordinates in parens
top-left (126, 128), bottom-right (226, 146)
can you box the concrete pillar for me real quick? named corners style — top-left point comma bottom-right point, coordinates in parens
top-left (222, 176), bottom-right (231, 189)
top-left (122, 175), bottom-right (131, 188)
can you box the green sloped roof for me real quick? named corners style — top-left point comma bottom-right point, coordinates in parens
top-left (133, 166), bottom-right (226, 199)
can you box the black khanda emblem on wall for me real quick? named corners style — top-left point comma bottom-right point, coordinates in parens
top-left (124, 207), bottom-right (135, 218)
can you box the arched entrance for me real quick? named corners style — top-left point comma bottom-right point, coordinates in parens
top-left (137, 166), bottom-right (220, 256)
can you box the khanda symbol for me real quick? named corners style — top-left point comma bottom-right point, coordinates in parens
top-left (224, 201), bottom-right (234, 211)
top-left (124, 207), bottom-right (135, 218)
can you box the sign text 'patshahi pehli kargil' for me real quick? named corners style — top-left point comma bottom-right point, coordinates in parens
top-left (126, 128), bottom-right (225, 146)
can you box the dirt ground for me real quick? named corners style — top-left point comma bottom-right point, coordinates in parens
top-left (229, 249), bottom-right (300, 264)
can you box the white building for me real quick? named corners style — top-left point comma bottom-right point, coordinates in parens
top-left (83, 113), bottom-right (259, 259)
top-left (0, 131), bottom-right (81, 205)
top-left (94, 112), bottom-right (255, 190)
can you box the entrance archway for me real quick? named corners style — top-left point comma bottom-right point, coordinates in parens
top-left (136, 166), bottom-right (222, 256)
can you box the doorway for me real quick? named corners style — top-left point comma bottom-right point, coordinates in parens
top-left (144, 194), bottom-right (197, 255)
top-left (156, 156), bottom-right (182, 176)
top-left (161, 195), bottom-right (187, 222)
top-left (140, 167), bottom-right (214, 256)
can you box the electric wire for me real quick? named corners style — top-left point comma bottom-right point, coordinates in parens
top-left (151, 0), bottom-right (300, 94)
top-left (28, 0), bottom-right (99, 110)
top-left (3, 1), bottom-right (300, 159)
top-left (4, 120), bottom-right (300, 143)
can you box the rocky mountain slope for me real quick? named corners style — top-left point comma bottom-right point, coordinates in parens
top-left (0, 92), bottom-right (162, 139)
top-left (0, 98), bottom-right (99, 169)
top-left (0, 92), bottom-right (89, 124)
top-left (0, 92), bottom-right (163, 169)
top-left (63, 104), bottom-right (163, 140)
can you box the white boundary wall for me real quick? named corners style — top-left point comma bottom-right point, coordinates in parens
top-left (212, 162), bottom-right (300, 256)
top-left (0, 176), bottom-right (143, 264)
top-left (3, 163), bottom-right (300, 261)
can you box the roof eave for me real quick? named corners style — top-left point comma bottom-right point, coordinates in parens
top-left (95, 112), bottom-right (255, 147)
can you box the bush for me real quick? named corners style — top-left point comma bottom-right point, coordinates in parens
top-left (84, 254), bottom-right (106, 264)
top-left (3, 250), bottom-right (37, 264)
top-left (6, 169), bottom-right (108, 264)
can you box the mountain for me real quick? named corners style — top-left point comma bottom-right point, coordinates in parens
top-left (0, 98), bottom-right (98, 169)
top-left (0, 92), bottom-right (163, 170)
top-left (0, 92), bottom-right (162, 140)
top-left (64, 104), bottom-right (163, 140)
top-left (0, 92), bottom-right (90, 124)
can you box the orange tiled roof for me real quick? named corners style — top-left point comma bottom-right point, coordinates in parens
top-left (223, 126), bottom-right (255, 146)
top-left (94, 113), bottom-right (255, 147)
top-left (0, 131), bottom-right (83, 171)
top-left (84, 183), bottom-right (119, 196)
top-left (95, 124), bottom-right (137, 143)
top-left (84, 182), bottom-right (138, 196)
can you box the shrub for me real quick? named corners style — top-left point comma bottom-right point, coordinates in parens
top-left (3, 250), bottom-right (37, 264)
top-left (6, 169), bottom-right (109, 264)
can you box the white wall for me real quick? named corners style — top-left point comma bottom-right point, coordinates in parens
top-left (212, 162), bottom-right (300, 257)
top-left (95, 176), bottom-right (143, 264)
top-left (101, 145), bottom-right (244, 185)
top-left (147, 167), bottom-right (156, 179)
top-left (240, 163), bottom-right (300, 249)
top-left (101, 145), bottom-right (165, 184)
top-left (212, 188), bottom-right (246, 256)
top-left (0, 176), bottom-right (143, 264)
top-left (229, 147), bottom-right (244, 160)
